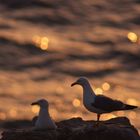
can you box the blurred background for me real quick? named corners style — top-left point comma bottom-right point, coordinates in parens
top-left (0, 0), bottom-right (139, 134)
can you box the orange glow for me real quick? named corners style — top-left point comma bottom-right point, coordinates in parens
top-left (116, 111), bottom-right (125, 116)
top-left (126, 98), bottom-right (138, 106)
top-left (128, 111), bottom-right (136, 119)
top-left (103, 113), bottom-right (117, 120)
top-left (102, 82), bottom-right (111, 91)
top-left (95, 88), bottom-right (103, 95)
top-left (56, 86), bottom-right (64, 94)
top-left (9, 109), bottom-right (17, 118)
top-left (32, 35), bottom-right (41, 46)
top-left (127, 32), bottom-right (138, 43)
top-left (138, 38), bottom-right (140, 45)
top-left (0, 112), bottom-right (6, 120)
top-left (109, 113), bottom-right (117, 118)
top-left (50, 109), bottom-right (57, 118)
top-left (72, 99), bottom-right (81, 107)
top-left (72, 114), bottom-right (79, 118)
top-left (31, 105), bottom-right (39, 113)
top-left (40, 37), bottom-right (49, 50)
top-left (32, 36), bottom-right (49, 51)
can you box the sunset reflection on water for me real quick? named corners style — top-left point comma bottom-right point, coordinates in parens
top-left (32, 35), bottom-right (49, 51)
top-left (0, 0), bottom-right (139, 134)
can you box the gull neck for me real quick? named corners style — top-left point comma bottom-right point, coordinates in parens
top-left (38, 107), bottom-right (50, 119)
top-left (81, 81), bottom-right (96, 97)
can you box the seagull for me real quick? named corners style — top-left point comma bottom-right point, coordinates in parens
top-left (71, 77), bottom-right (137, 122)
top-left (31, 99), bottom-right (57, 130)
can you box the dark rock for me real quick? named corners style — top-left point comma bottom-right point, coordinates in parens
top-left (1, 117), bottom-right (140, 140)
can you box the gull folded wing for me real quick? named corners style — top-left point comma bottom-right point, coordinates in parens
top-left (91, 95), bottom-right (124, 112)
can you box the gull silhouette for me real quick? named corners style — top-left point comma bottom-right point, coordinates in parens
top-left (31, 99), bottom-right (57, 130)
top-left (71, 77), bottom-right (137, 122)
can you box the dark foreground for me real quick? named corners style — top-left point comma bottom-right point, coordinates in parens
top-left (1, 117), bottom-right (140, 140)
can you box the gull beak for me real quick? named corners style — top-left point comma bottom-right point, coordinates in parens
top-left (31, 102), bottom-right (38, 106)
top-left (71, 82), bottom-right (78, 87)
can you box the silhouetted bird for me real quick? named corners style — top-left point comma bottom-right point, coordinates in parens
top-left (71, 77), bottom-right (137, 122)
top-left (31, 99), bottom-right (57, 130)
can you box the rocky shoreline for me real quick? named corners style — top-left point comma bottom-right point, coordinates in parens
top-left (1, 117), bottom-right (140, 140)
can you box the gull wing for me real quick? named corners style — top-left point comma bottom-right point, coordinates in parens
top-left (91, 95), bottom-right (124, 112)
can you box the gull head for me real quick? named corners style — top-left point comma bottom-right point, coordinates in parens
top-left (31, 99), bottom-right (49, 108)
top-left (71, 77), bottom-right (89, 87)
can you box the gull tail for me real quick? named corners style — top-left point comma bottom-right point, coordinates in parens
top-left (123, 104), bottom-right (137, 110)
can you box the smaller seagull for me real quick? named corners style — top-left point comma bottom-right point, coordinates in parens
top-left (71, 77), bottom-right (137, 122)
top-left (31, 99), bottom-right (57, 130)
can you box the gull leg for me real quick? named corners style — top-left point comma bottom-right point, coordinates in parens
top-left (97, 114), bottom-right (100, 122)
top-left (94, 114), bottom-right (101, 127)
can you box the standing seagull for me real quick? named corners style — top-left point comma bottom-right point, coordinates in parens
top-left (31, 99), bottom-right (57, 130)
top-left (71, 77), bottom-right (137, 122)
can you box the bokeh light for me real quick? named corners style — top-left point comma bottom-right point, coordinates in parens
top-left (95, 88), bottom-right (103, 95)
top-left (32, 35), bottom-right (49, 51)
top-left (72, 98), bottom-right (81, 107)
top-left (31, 105), bottom-right (40, 113)
top-left (40, 37), bottom-right (49, 50)
top-left (127, 32), bottom-right (138, 43)
top-left (102, 82), bottom-right (111, 91)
